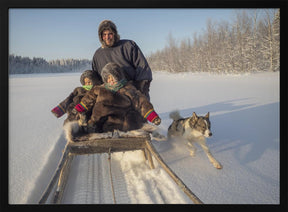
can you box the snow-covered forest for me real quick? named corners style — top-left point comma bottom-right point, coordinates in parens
top-left (8, 55), bottom-right (91, 74)
top-left (147, 9), bottom-right (280, 73)
top-left (9, 9), bottom-right (279, 75)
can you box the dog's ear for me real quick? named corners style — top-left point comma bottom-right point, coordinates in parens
top-left (189, 112), bottom-right (198, 127)
top-left (192, 112), bottom-right (198, 120)
top-left (205, 112), bottom-right (210, 119)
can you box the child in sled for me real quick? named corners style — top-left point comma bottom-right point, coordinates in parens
top-left (73, 62), bottom-right (161, 133)
top-left (51, 70), bottom-right (102, 125)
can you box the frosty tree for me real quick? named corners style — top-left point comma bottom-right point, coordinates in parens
top-left (147, 9), bottom-right (280, 73)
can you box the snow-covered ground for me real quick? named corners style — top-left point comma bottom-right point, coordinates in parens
top-left (9, 71), bottom-right (279, 204)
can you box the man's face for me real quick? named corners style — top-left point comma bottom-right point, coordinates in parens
top-left (102, 29), bottom-right (115, 47)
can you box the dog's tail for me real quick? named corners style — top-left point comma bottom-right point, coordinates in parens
top-left (169, 110), bottom-right (182, 121)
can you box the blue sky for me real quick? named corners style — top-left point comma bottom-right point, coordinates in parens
top-left (9, 9), bottom-right (237, 61)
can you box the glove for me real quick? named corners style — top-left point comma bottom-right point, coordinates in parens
top-left (51, 105), bottom-right (65, 118)
top-left (152, 117), bottom-right (161, 126)
top-left (144, 109), bottom-right (161, 125)
top-left (74, 102), bottom-right (87, 113)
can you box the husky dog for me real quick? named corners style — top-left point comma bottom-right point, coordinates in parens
top-left (168, 111), bottom-right (222, 169)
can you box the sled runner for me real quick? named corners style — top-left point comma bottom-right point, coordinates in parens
top-left (38, 125), bottom-right (203, 204)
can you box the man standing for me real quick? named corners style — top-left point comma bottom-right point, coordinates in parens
top-left (92, 20), bottom-right (152, 99)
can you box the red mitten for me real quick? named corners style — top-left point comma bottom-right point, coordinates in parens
top-left (51, 105), bottom-right (65, 118)
top-left (144, 109), bottom-right (160, 125)
top-left (74, 102), bottom-right (88, 113)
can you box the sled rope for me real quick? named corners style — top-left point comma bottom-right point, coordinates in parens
top-left (108, 148), bottom-right (117, 204)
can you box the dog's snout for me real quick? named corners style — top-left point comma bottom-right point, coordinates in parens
top-left (204, 130), bottom-right (212, 137)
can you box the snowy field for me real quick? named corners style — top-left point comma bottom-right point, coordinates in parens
top-left (8, 71), bottom-right (280, 204)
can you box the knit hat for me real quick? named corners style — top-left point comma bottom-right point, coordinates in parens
top-left (80, 70), bottom-right (101, 86)
top-left (101, 62), bottom-right (126, 83)
top-left (98, 20), bottom-right (120, 48)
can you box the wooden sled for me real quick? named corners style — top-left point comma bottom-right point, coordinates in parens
top-left (38, 127), bottom-right (203, 204)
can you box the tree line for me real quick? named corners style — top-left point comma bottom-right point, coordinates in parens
top-left (9, 55), bottom-right (91, 74)
top-left (147, 9), bottom-right (280, 73)
top-left (9, 9), bottom-right (279, 75)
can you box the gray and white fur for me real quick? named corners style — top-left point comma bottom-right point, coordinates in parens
top-left (168, 111), bottom-right (222, 169)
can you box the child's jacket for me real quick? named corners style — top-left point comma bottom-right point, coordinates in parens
top-left (54, 87), bottom-right (90, 124)
top-left (77, 81), bottom-right (158, 132)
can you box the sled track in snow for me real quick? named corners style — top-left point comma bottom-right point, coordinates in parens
top-left (62, 154), bottom-right (118, 204)
top-left (63, 151), bottom-right (192, 204)
top-left (39, 130), bottom-right (203, 204)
